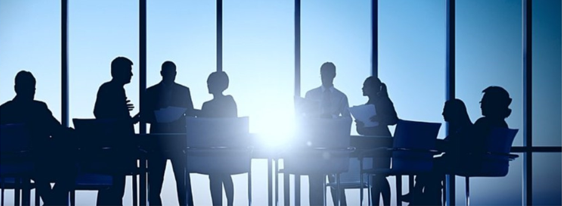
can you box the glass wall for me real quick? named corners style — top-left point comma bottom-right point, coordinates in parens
top-left (145, 1), bottom-right (217, 205)
top-left (532, 0), bottom-right (561, 147)
top-left (223, 0), bottom-right (294, 205)
top-left (68, 0), bottom-right (139, 204)
top-left (378, 0), bottom-right (447, 138)
top-left (0, 1), bottom-right (61, 205)
top-left (456, 0), bottom-right (524, 147)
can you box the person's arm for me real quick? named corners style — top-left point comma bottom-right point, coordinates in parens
top-left (371, 97), bottom-right (398, 126)
top-left (339, 94), bottom-right (350, 118)
top-left (184, 87), bottom-right (196, 117)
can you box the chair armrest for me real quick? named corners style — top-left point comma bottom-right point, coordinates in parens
top-left (392, 147), bottom-right (441, 154)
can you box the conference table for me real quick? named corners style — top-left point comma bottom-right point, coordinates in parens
top-left (135, 133), bottom-right (395, 206)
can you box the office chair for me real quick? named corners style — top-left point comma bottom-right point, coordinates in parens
top-left (453, 128), bottom-right (518, 206)
top-left (72, 118), bottom-right (143, 206)
top-left (280, 117), bottom-right (354, 206)
top-left (324, 157), bottom-right (373, 206)
top-left (0, 124), bottom-right (38, 206)
top-left (185, 116), bottom-right (252, 206)
top-left (361, 119), bottom-right (441, 206)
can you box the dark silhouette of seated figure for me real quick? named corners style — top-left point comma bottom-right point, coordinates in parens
top-left (355, 76), bottom-right (398, 206)
top-left (198, 71), bottom-right (237, 206)
top-left (93, 57), bottom-right (139, 206)
top-left (414, 87), bottom-right (512, 206)
top-left (142, 61), bottom-right (194, 206)
top-left (0, 71), bottom-right (76, 206)
top-left (408, 99), bottom-right (473, 205)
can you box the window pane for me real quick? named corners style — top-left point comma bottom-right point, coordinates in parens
top-left (454, 156), bottom-right (523, 205)
top-left (378, 0), bottom-right (447, 138)
top-left (0, 1), bottom-right (61, 121)
top-left (68, 1), bottom-right (139, 204)
top-left (223, 0), bottom-right (294, 205)
top-left (532, 0), bottom-right (561, 146)
top-left (301, 0), bottom-right (371, 136)
top-left (533, 153), bottom-right (562, 205)
top-left (0, 2), bottom-right (61, 205)
top-left (146, 1), bottom-right (216, 205)
top-left (456, 0), bottom-right (524, 146)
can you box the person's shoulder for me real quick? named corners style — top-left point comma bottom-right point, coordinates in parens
top-left (333, 87), bottom-right (347, 97)
top-left (305, 86), bottom-right (322, 96)
top-left (225, 95), bottom-right (236, 103)
top-left (30, 100), bottom-right (50, 110)
top-left (173, 83), bottom-right (190, 92)
top-left (98, 81), bottom-right (114, 91)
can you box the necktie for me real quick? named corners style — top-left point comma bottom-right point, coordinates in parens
top-left (323, 88), bottom-right (332, 114)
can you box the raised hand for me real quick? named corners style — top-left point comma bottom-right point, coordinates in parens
top-left (126, 99), bottom-right (135, 111)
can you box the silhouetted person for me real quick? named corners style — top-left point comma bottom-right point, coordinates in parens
top-left (93, 57), bottom-right (140, 206)
top-left (407, 99), bottom-right (473, 205)
top-left (416, 87), bottom-right (512, 205)
top-left (355, 76), bottom-right (398, 206)
top-left (198, 71), bottom-right (237, 206)
top-left (0, 71), bottom-right (76, 206)
top-left (142, 61), bottom-right (194, 206)
top-left (301, 62), bottom-right (350, 206)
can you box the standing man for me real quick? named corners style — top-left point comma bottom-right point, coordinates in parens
top-left (93, 56), bottom-right (140, 206)
top-left (302, 62), bottom-right (350, 206)
top-left (142, 61), bottom-right (195, 206)
top-left (0, 71), bottom-right (76, 206)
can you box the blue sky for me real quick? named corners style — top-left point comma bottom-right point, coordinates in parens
top-left (0, 0), bottom-right (560, 205)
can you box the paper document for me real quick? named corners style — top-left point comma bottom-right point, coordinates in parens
top-left (349, 104), bottom-right (378, 127)
top-left (154, 106), bottom-right (187, 123)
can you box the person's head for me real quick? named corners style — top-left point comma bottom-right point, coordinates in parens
top-left (443, 99), bottom-right (470, 124)
top-left (207, 71), bottom-right (229, 95)
top-left (480, 86), bottom-right (512, 119)
top-left (110, 57), bottom-right (133, 84)
top-left (362, 76), bottom-right (382, 97)
top-left (320, 62), bottom-right (336, 87)
top-left (14, 70), bottom-right (36, 101)
top-left (160, 61), bottom-right (177, 83)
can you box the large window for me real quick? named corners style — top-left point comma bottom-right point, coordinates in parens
top-left (455, 0), bottom-right (524, 204)
top-left (0, 1), bottom-right (61, 205)
top-left (68, 0), bottom-right (139, 204)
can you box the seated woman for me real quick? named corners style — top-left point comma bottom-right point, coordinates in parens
top-left (413, 86), bottom-right (512, 206)
top-left (198, 71), bottom-right (238, 206)
top-left (408, 99), bottom-right (473, 205)
top-left (355, 76), bottom-right (398, 206)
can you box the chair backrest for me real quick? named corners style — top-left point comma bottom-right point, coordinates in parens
top-left (292, 117), bottom-right (352, 149)
top-left (0, 124), bottom-right (30, 154)
top-left (391, 119), bottom-right (441, 172)
top-left (467, 128), bottom-right (518, 177)
top-left (185, 116), bottom-right (250, 148)
top-left (185, 117), bottom-right (251, 174)
top-left (338, 157), bottom-right (373, 184)
top-left (72, 118), bottom-right (123, 148)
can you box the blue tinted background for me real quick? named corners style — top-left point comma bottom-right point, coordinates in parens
top-left (0, 0), bottom-right (560, 205)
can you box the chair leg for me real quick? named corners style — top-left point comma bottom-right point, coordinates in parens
top-left (367, 175), bottom-right (371, 206)
top-left (465, 177), bottom-right (470, 206)
top-left (248, 168), bottom-right (252, 206)
top-left (336, 173), bottom-right (341, 206)
top-left (283, 173), bottom-right (289, 206)
top-left (22, 178), bottom-right (30, 206)
top-left (133, 174), bottom-right (138, 206)
top-left (396, 175), bottom-right (402, 206)
top-left (15, 178), bottom-right (21, 206)
top-left (323, 177), bottom-right (327, 206)
top-left (360, 158), bottom-right (364, 206)
top-left (275, 159), bottom-right (279, 206)
top-left (1, 177), bottom-right (5, 206)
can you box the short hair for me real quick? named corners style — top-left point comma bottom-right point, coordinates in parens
top-left (15, 70), bottom-right (36, 86)
top-left (111, 57), bottom-right (133, 77)
top-left (207, 71), bottom-right (229, 92)
top-left (161, 61), bottom-right (176, 71)
top-left (320, 62), bottom-right (336, 73)
top-left (482, 86), bottom-right (512, 107)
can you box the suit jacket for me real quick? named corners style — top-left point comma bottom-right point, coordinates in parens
top-left (93, 80), bottom-right (135, 146)
top-left (142, 81), bottom-right (194, 134)
top-left (0, 97), bottom-right (68, 153)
